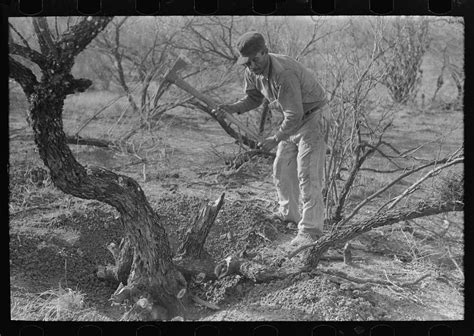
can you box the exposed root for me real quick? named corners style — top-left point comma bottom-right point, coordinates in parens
top-left (214, 256), bottom-right (299, 283)
top-left (318, 269), bottom-right (431, 288)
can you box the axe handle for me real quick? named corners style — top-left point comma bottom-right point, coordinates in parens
top-left (166, 74), bottom-right (262, 142)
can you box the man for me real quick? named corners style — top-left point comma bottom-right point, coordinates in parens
top-left (217, 31), bottom-right (330, 247)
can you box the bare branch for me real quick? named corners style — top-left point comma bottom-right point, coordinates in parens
top-left (57, 16), bottom-right (113, 59)
top-left (9, 42), bottom-right (48, 69)
top-left (9, 22), bottom-right (31, 48)
top-left (385, 157), bottom-right (463, 211)
top-left (288, 198), bottom-right (462, 261)
top-left (9, 55), bottom-right (38, 96)
top-left (333, 142), bottom-right (377, 222)
top-left (32, 17), bottom-right (56, 57)
top-left (54, 17), bottom-right (60, 39)
top-left (336, 153), bottom-right (463, 227)
top-left (320, 269), bottom-right (431, 288)
top-left (74, 94), bottom-right (126, 136)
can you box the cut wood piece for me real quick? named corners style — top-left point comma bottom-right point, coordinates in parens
top-left (214, 256), bottom-right (294, 283)
top-left (177, 193), bottom-right (225, 259)
top-left (173, 257), bottom-right (218, 281)
top-left (172, 193), bottom-right (226, 282)
top-left (319, 269), bottom-right (431, 288)
top-left (98, 237), bottom-right (133, 285)
top-left (191, 295), bottom-right (220, 310)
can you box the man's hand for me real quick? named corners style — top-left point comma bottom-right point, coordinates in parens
top-left (258, 136), bottom-right (279, 152)
top-left (212, 104), bottom-right (239, 118)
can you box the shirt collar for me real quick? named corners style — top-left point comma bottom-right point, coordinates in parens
top-left (256, 54), bottom-right (272, 81)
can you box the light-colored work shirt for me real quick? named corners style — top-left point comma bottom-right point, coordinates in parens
top-left (230, 53), bottom-right (327, 142)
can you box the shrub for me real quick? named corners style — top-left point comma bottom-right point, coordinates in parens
top-left (379, 18), bottom-right (430, 104)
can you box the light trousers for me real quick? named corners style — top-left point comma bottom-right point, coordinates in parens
top-left (273, 105), bottom-right (329, 234)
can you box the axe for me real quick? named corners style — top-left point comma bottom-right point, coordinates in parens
top-left (160, 55), bottom-right (263, 143)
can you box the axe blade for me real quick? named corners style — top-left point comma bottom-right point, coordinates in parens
top-left (165, 55), bottom-right (191, 80)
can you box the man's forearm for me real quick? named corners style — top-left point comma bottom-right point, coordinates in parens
top-left (274, 112), bottom-right (303, 142)
top-left (230, 90), bottom-right (264, 114)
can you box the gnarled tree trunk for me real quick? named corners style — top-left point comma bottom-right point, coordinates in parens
top-left (9, 17), bottom-right (186, 319)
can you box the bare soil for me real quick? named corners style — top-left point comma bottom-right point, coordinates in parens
top-left (9, 87), bottom-right (464, 321)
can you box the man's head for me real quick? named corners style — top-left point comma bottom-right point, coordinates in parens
top-left (236, 31), bottom-right (269, 75)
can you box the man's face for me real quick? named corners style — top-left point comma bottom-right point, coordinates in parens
top-left (242, 50), bottom-right (269, 75)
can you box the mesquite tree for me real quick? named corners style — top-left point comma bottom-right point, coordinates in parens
top-left (90, 17), bottom-right (184, 140)
top-left (378, 17), bottom-right (430, 104)
top-left (8, 16), bottom-right (192, 320)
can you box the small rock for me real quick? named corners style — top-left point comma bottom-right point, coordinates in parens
top-left (235, 284), bottom-right (243, 295)
top-left (151, 305), bottom-right (168, 320)
top-left (286, 222), bottom-right (297, 230)
top-left (340, 283), bottom-right (351, 291)
top-left (171, 316), bottom-right (184, 321)
top-left (136, 298), bottom-right (149, 309)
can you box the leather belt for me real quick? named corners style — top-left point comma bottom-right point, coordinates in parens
top-left (303, 106), bottom-right (320, 118)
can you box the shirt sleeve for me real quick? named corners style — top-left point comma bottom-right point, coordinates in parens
top-left (229, 69), bottom-right (264, 114)
top-left (274, 70), bottom-right (304, 142)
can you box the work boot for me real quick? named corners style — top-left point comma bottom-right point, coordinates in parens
top-left (267, 212), bottom-right (297, 228)
top-left (289, 229), bottom-right (322, 248)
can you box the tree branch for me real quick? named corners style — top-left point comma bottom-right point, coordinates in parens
top-left (286, 198), bottom-right (462, 264)
top-left (333, 143), bottom-right (376, 222)
top-left (9, 22), bottom-right (31, 48)
top-left (338, 154), bottom-right (461, 229)
top-left (58, 16), bottom-right (114, 60)
top-left (32, 17), bottom-right (56, 57)
top-left (385, 157), bottom-right (463, 211)
top-left (65, 135), bottom-right (114, 148)
top-left (187, 101), bottom-right (258, 149)
top-left (9, 56), bottom-right (38, 97)
top-left (319, 269), bottom-right (431, 288)
top-left (9, 42), bottom-right (48, 69)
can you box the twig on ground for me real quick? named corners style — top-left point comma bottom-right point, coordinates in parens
top-left (446, 245), bottom-right (464, 280)
top-left (190, 294), bottom-right (220, 310)
top-left (383, 270), bottom-right (405, 291)
top-left (111, 158), bottom-right (148, 171)
top-left (383, 269), bottom-right (425, 304)
top-left (320, 255), bottom-right (363, 262)
top-left (319, 269), bottom-right (430, 288)
top-left (186, 181), bottom-right (222, 188)
top-left (10, 204), bottom-right (62, 216)
top-left (254, 231), bottom-right (272, 243)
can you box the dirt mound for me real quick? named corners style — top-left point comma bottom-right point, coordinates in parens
top-left (201, 273), bottom-right (383, 321)
top-left (10, 205), bottom-right (124, 309)
top-left (9, 193), bottom-right (288, 316)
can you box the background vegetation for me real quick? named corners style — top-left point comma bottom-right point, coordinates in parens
top-left (9, 16), bottom-right (464, 321)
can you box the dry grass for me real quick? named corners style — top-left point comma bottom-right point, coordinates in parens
top-left (11, 284), bottom-right (110, 321)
